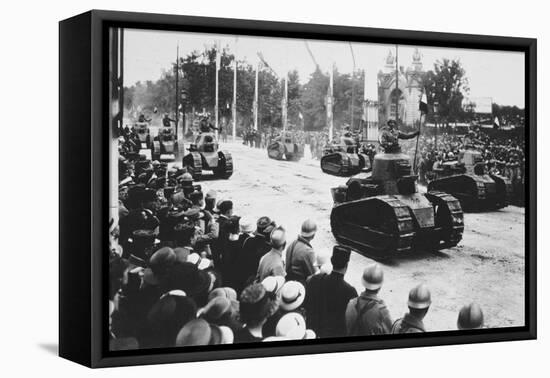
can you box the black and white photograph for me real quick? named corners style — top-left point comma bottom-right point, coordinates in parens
top-left (107, 26), bottom-right (527, 352)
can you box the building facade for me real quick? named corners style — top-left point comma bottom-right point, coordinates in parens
top-left (378, 48), bottom-right (425, 128)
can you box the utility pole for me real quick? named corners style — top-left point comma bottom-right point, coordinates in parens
top-left (349, 43), bottom-right (356, 132)
top-left (175, 44), bottom-right (179, 140)
top-left (327, 64), bottom-right (334, 141)
top-left (363, 68), bottom-right (368, 138)
top-left (232, 38), bottom-right (238, 142)
top-left (254, 59), bottom-right (259, 131)
top-left (282, 73), bottom-right (288, 131)
top-left (215, 41), bottom-right (220, 139)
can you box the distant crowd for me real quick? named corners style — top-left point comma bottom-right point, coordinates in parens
top-left (411, 128), bottom-right (525, 203)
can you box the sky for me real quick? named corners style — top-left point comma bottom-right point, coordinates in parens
top-left (123, 28), bottom-right (525, 108)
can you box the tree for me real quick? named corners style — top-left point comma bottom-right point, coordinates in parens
top-left (287, 70), bottom-right (303, 127)
top-left (301, 67), bottom-right (328, 131)
top-left (423, 59), bottom-right (469, 125)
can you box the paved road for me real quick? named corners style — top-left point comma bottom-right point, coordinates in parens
top-left (174, 140), bottom-right (525, 332)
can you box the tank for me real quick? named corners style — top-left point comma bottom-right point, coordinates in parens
top-left (152, 127), bottom-right (177, 162)
top-left (320, 137), bottom-right (370, 176)
top-left (182, 132), bottom-right (233, 180)
top-left (135, 122), bottom-right (152, 160)
top-left (330, 150), bottom-right (464, 258)
top-left (267, 131), bottom-right (304, 161)
top-left (427, 149), bottom-right (512, 211)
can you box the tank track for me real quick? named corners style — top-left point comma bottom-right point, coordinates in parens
top-left (321, 152), bottom-right (360, 176)
top-left (218, 151), bottom-right (234, 179)
top-left (330, 196), bottom-right (415, 258)
top-left (184, 151), bottom-right (203, 181)
top-left (425, 191), bottom-right (464, 248)
top-left (267, 142), bottom-right (285, 160)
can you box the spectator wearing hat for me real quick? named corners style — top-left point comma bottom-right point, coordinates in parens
top-left (175, 318), bottom-right (227, 346)
top-left (261, 276), bottom-right (286, 297)
top-left (235, 283), bottom-right (279, 343)
top-left (263, 280), bottom-right (306, 337)
top-left (204, 190), bottom-right (218, 213)
top-left (165, 262), bottom-right (212, 308)
top-left (275, 313), bottom-right (316, 340)
top-left (227, 217), bottom-right (255, 292)
top-left (218, 215), bottom-right (243, 288)
top-left (285, 219), bottom-right (318, 284)
top-left (198, 295), bottom-right (242, 333)
top-left (192, 191), bottom-right (220, 259)
top-left (256, 226), bottom-right (287, 282)
top-left (305, 246), bottom-right (358, 338)
top-left (212, 199), bottom-right (233, 267)
top-left (119, 187), bottom-right (160, 252)
top-left (392, 284), bottom-right (431, 334)
top-left (457, 303), bottom-right (484, 330)
top-left (236, 216), bottom-right (274, 292)
top-left (141, 290), bottom-right (197, 348)
top-left (173, 223), bottom-right (196, 263)
top-left (345, 263), bottom-right (393, 336)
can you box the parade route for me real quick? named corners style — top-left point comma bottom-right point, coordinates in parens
top-left (178, 140), bottom-right (525, 332)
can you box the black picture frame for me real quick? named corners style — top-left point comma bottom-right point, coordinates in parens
top-left (59, 9), bottom-right (537, 368)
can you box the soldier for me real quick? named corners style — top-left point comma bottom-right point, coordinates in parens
top-left (285, 219), bottom-right (318, 284)
top-left (304, 246), bottom-right (358, 338)
top-left (256, 226), bottom-right (287, 282)
top-left (457, 303), bottom-right (484, 330)
top-left (392, 284), bottom-right (432, 334)
top-left (199, 116), bottom-right (218, 133)
top-left (162, 113), bottom-right (176, 127)
top-left (138, 113), bottom-right (151, 123)
top-left (345, 263), bottom-right (393, 336)
top-left (379, 119), bottom-right (419, 153)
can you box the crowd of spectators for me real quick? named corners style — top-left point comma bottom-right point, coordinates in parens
top-left (109, 136), bottom-right (487, 350)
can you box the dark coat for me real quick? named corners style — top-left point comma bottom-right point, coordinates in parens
top-left (233, 234), bottom-right (270, 293)
top-left (305, 272), bottom-right (358, 338)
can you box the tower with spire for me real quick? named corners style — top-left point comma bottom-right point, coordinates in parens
top-left (378, 48), bottom-right (426, 127)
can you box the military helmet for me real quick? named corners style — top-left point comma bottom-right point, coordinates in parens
top-left (387, 119), bottom-right (397, 127)
top-left (361, 263), bottom-right (384, 290)
top-left (457, 303), bottom-right (484, 330)
top-left (180, 173), bottom-right (193, 184)
top-left (408, 284), bottom-right (432, 309)
top-left (300, 219), bottom-right (317, 238)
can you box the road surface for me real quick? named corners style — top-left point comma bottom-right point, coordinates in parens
top-left (174, 139), bottom-right (525, 332)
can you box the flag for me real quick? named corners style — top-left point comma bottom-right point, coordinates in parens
top-left (419, 90), bottom-right (428, 114)
top-left (494, 116), bottom-right (500, 129)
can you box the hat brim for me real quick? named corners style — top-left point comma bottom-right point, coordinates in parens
top-left (300, 230), bottom-right (316, 238)
top-left (408, 299), bottom-right (431, 309)
top-left (361, 278), bottom-right (382, 291)
top-left (280, 289), bottom-right (306, 311)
